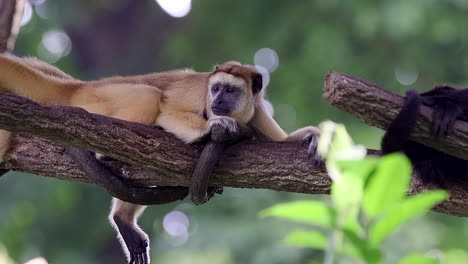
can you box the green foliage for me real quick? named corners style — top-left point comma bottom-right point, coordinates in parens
top-left (363, 154), bottom-right (411, 217)
top-left (369, 191), bottom-right (448, 246)
top-left (261, 122), bottom-right (449, 263)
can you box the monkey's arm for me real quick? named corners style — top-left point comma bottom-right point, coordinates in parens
top-left (250, 101), bottom-right (322, 163)
top-left (156, 110), bottom-right (208, 143)
top-left (251, 102), bottom-right (319, 141)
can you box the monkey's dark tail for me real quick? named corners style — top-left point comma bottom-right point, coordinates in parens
top-left (381, 90), bottom-right (422, 154)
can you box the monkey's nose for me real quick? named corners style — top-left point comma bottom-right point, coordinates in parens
top-left (216, 100), bottom-right (223, 105)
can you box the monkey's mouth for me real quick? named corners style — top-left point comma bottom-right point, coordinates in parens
top-left (211, 107), bottom-right (231, 116)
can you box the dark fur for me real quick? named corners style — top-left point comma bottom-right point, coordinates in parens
top-left (113, 215), bottom-right (149, 264)
top-left (381, 86), bottom-right (468, 186)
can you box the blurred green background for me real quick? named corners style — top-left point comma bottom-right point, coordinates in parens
top-left (1, 0), bottom-right (467, 263)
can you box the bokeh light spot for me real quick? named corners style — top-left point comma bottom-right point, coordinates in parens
top-left (38, 30), bottom-right (72, 63)
top-left (24, 257), bottom-right (48, 264)
top-left (254, 48), bottom-right (279, 72)
top-left (163, 210), bottom-right (190, 246)
top-left (20, 1), bottom-right (33, 26)
top-left (395, 67), bottom-right (418, 86)
top-left (155, 0), bottom-right (191, 18)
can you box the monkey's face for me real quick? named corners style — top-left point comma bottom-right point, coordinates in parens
top-left (208, 62), bottom-right (263, 124)
top-left (209, 73), bottom-right (247, 117)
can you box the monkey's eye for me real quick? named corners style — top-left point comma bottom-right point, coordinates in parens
top-left (212, 86), bottom-right (220, 92)
top-left (226, 87), bottom-right (234, 93)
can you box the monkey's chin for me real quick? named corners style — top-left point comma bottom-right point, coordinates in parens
top-left (211, 108), bottom-right (231, 116)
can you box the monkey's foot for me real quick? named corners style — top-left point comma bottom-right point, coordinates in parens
top-left (302, 134), bottom-right (324, 167)
top-left (114, 215), bottom-right (150, 264)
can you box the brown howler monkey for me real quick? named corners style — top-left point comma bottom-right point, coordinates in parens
top-left (0, 55), bottom-right (320, 264)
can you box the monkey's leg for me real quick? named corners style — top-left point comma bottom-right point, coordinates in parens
top-left (64, 146), bottom-right (197, 264)
top-left (110, 200), bottom-right (150, 264)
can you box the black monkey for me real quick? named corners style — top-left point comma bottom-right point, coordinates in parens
top-left (381, 86), bottom-right (468, 186)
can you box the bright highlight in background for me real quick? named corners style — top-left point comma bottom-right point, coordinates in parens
top-left (24, 257), bottom-right (48, 264)
top-left (155, 0), bottom-right (192, 18)
top-left (163, 210), bottom-right (190, 246)
top-left (20, 1), bottom-right (33, 26)
top-left (254, 48), bottom-right (279, 72)
top-left (395, 66), bottom-right (419, 86)
top-left (38, 30), bottom-right (72, 63)
top-left (42, 30), bottom-right (71, 56)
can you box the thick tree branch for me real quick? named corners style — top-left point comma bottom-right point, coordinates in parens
top-left (0, 92), bottom-right (467, 216)
top-left (0, 93), bottom-right (329, 194)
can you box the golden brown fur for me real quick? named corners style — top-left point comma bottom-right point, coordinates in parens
top-left (0, 55), bottom-right (319, 262)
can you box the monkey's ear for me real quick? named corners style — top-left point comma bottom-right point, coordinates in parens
top-left (252, 73), bottom-right (263, 93)
top-left (213, 64), bottom-right (220, 71)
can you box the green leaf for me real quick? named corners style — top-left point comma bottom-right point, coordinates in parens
top-left (337, 158), bottom-right (379, 182)
top-left (369, 190), bottom-right (448, 245)
top-left (397, 253), bottom-right (439, 264)
top-left (330, 159), bottom-right (378, 230)
top-left (363, 153), bottom-right (412, 218)
top-left (331, 174), bottom-right (363, 224)
top-left (284, 230), bottom-right (328, 249)
top-left (259, 200), bottom-right (335, 228)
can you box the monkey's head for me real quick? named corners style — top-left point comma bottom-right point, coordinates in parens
top-left (207, 61), bottom-right (263, 124)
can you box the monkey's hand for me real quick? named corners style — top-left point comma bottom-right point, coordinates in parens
top-left (302, 132), bottom-right (324, 166)
top-left (287, 126), bottom-right (323, 166)
top-left (207, 116), bottom-right (240, 142)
